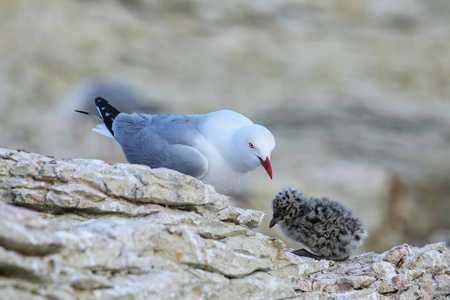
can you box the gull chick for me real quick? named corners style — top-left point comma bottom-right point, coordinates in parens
top-left (76, 97), bottom-right (276, 195)
top-left (270, 188), bottom-right (367, 261)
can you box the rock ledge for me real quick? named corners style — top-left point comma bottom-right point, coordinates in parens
top-left (0, 149), bottom-right (448, 299)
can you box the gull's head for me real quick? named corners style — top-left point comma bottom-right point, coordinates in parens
top-left (269, 188), bottom-right (297, 228)
top-left (234, 124), bottom-right (276, 178)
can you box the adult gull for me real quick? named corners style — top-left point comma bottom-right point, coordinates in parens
top-left (76, 97), bottom-right (276, 194)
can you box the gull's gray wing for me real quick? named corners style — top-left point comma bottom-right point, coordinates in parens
top-left (112, 113), bottom-right (208, 178)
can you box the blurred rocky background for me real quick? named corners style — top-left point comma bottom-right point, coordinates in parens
top-left (1, 0), bottom-right (449, 254)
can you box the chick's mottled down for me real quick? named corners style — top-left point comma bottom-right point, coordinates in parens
top-left (270, 188), bottom-right (367, 261)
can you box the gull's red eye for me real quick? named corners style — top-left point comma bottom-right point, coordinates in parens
top-left (249, 143), bottom-right (254, 149)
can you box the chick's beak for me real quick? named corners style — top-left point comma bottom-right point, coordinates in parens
top-left (258, 156), bottom-right (272, 179)
top-left (269, 216), bottom-right (280, 228)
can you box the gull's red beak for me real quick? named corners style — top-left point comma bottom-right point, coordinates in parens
top-left (258, 156), bottom-right (273, 179)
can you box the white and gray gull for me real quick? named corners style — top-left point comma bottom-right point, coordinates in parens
top-left (270, 188), bottom-right (367, 261)
top-left (76, 97), bottom-right (276, 194)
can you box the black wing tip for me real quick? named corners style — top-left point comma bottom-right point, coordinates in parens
top-left (74, 110), bottom-right (89, 115)
top-left (95, 97), bottom-right (108, 105)
top-left (94, 97), bottom-right (121, 137)
top-left (94, 97), bottom-right (120, 114)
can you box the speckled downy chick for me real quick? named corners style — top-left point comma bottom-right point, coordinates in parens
top-left (269, 188), bottom-right (367, 261)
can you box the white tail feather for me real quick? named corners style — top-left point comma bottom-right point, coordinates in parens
top-left (92, 124), bottom-right (115, 140)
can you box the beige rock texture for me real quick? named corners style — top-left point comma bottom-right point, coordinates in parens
top-left (1, 0), bottom-right (450, 255)
top-left (1, 148), bottom-right (449, 299)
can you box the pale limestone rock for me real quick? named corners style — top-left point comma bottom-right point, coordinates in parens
top-left (274, 243), bottom-right (450, 299)
top-left (0, 148), bottom-right (449, 299)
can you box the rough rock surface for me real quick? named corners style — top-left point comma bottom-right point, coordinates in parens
top-left (2, 0), bottom-right (450, 255)
top-left (0, 148), bottom-right (449, 299)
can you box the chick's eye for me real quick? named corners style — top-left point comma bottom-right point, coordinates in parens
top-left (249, 143), bottom-right (254, 149)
